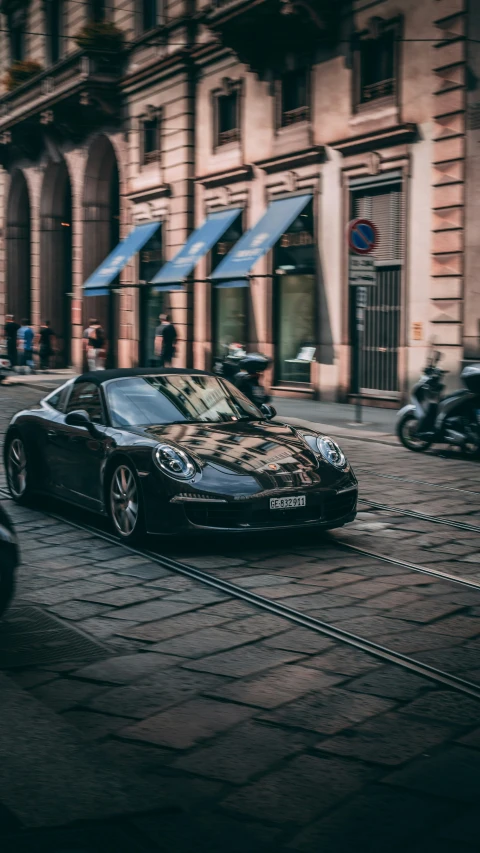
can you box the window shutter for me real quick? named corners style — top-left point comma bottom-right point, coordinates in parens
top-left (353, 184), bottom-right (403, 263)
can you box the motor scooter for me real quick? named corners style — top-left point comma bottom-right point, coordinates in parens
top-left (212, 343), bottom-right (247, 382)
top-left (396, 350), bottom-right (480, 455)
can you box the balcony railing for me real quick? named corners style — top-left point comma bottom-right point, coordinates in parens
top-left (360, 78), bottom-right (395, 104)
top-left (217, 127), bottom-right (240, 145)
top-left (0, 50), bottom-right (121, 131)
top-left (281, 105), bottom-right (309, 127)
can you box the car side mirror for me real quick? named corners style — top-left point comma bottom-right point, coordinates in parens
top-left (65, 410), bottom-right (92, 429)
top-left (260, 404), bottom-right (277, 420)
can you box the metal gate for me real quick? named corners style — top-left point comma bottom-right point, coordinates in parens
top-left (351, 182), bottom-right (403, 395)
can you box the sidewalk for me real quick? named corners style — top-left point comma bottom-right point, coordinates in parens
top-left (2, 372), bottom-right (398, 442)
top-left (273, 397), bottom-right (397, 443)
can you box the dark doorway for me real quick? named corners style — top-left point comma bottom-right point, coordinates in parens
top-left (40, 159), bottom-right (73, 367)
top-left (83, 135), bottom-right (120, 368)
top-left (6, 170), bottom-right (31, 323)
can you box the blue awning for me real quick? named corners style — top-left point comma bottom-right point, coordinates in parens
top-left (153, 283), bottom-right (185, 293)
top-left (151, 207), bottom-right (242, 285)
top-left (83, 222), bottom-right (161, 296)
top-left (211, 194), bottom-right (312, 282)
top-left (213, 279), bottom-right (249, 289)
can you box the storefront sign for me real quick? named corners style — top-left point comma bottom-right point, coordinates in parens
top-left (280, 231), bottom-right (314, 248)
top-left (349, 255), bottom-right (376, 287)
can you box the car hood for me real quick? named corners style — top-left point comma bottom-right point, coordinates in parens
top-left (141, 420), bottom-right (351, 490)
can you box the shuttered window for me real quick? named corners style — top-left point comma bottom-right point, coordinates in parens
top-left (353, 184), bottom-right (403, 264)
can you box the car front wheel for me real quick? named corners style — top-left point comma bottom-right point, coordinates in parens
top-left (108, 461), bottom-right (145, 544)
top-left (5, 434), bottom-right (32, 504)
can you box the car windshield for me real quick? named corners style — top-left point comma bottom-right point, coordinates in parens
top-left (105, 374), bottom-right (263, 428)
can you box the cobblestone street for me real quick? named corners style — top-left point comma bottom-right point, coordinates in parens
top-left (1, 385), bottom-right (480, 852)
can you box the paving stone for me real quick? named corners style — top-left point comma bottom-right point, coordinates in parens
top-left (317, 711), bottom-right (452, 765)
top-left (203, 601), bottom-right (255, 618)
top-left (20, 581), bottom-right (115, 606)
top-left (400, 691), bottom-right (480, 727)
top-left (233, 574), bottom-right (295, 588)
top-left (88, 572), bottom-right (143, 587)
top-left (164, 588), bottom-right (230, 605)
top-left (276, 592), bottom-right (356, 610)
top-left (75, 616), bottom-right (138, 638)
top-left (331, 615), bottom-right (415, 638)
top-left (304, 647), bottom-right (381, 677)
top-left (62, 709), bottom-right (137, 740)
top-left (374, 629), bottom-right (464, 654)
top-left (71, 652), bottom-right (184, 684)
top-left (347, 665), bottom-right (433, 700)
top-left (116, 610), bottom-right (231, 642)
top-left (287, 786), bottom-right (459, 853)
top-left (263, 628), bottom-right (335, 655)
top-left (457, 726), bottom-right (480, 749)
top-left (47, 600), bottom-right (113, 621)
top-left (260, 688), bottom-right (395, 735)
top-left (391, 600), bottom-right (464, 624)
top-left (183, 645), bottom-right (302, 677)
top-left (207, 665), bottom-right (343, 709)
top-left (114, 564), bottom-right (172, 580)
top-left (104, 599), bottom-right (201, 622)
top-left (421, 615), bottom-right (480, 639)
top-left (173, 720), bottom-right (311, 783)
top-left (30, 678), bottom-right (105, 712)
top-left (80, 587), bottom-right (161, 607)
top-left (88, 669), bottom-right (228, 718)
top-left (148, 626), bottom-right (252, 658)
top-left (133, 811), bottom-right (281, 853)
top-left (415, 645), bottom-right (480, 673)
top-left (384, 746), bottom-right (480, 802)
top-left (222, 753), bottom-right (376, 824)
top-left (225, 614), bottom-right (293, 636)
top-left (439, 809), bottom-right (480, 845)
top-left (119, 697), bottom-right (254, 749)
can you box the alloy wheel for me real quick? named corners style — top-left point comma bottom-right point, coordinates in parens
top-left (110, 465), bottom-right (139, 537)
top-left (7, 438), bottom-right (27, 499)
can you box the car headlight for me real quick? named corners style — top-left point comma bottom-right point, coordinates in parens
top-left (316, 436), bottom-right (347, 469)
top-left (153, 444), bottom-right (195, 480)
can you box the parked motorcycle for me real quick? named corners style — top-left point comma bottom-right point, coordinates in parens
top-left (396, 351), bottom-right (480, 455)
top-left (234, 352), bottom-right (272, 407)
top-left (212, 343), bottom-right (247, 382)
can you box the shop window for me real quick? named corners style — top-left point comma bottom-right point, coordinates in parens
top-left (142, 113), bottom-right (160, 165)
top-left (280, 69), bottom-right (309, 127)
top-left (46, 0), bottom-right (63, 65)
top-left (274, 199), bottom-right (316, 383)
top-left (89, 0), bottom-right (106, 22)
top-left (141, 0), bottom-right (159, 31)
top-left (355, 19), bottom-right (399, 107)
top-left (210, 211), bottom-right (246, 356)
top-left (8, 9), bottom-right (26, 62)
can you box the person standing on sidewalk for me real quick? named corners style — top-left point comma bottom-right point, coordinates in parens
top-left (17, 319), bottom-right (35, 374)
top-left (4, 315), bottom-right (19, 370)
top-left (85, 320), bottom-right (105, 371)
top-left (159, 314), bottom-right (177, 367)
top-left (38, 320), bottom-right (55, 371)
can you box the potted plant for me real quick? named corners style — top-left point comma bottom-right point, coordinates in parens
top-left (3, 59), bottom-right (43, 92)
top-left (74, 21), bottom-right (125, 56)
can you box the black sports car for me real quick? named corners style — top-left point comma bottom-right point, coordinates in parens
top-left (4, 369), bottom-right (357, 542)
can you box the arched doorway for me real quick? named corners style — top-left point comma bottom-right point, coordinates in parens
top-left (6, 170), bottom-right (31, 323)
top-left (83, 135), bottom-right (120, 368)
top-left (40, 159), bottom-right (72, 366)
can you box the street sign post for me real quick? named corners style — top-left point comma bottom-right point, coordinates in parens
top-left (347, 218), bottom-right (378, 424)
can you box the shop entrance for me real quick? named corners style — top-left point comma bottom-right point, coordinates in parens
top-left (211, 211), bottom-right (245, 358)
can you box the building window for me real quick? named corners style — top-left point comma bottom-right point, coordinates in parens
top-left (216, 92), bottom-right (239, 146)
top-left (356, 20), bottom-right (399, 107)
top-left (8, 10), bottom-right (26, 62)
top-left (142, 0), bottom-right (158, 31)
top-left (142, 114), bottom-right (160, 164)
top-left (46, 0), bottom-right (63, 65)
top-left (89, 0), bottom-right (106, 22)
top-left (280, 69), bottom-right (309, 127)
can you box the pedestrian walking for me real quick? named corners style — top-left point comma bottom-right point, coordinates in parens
top-left (4, 314), bottom-right (19, 369)
top-left (154, 314), bottom-right (166, 365)
top-left (17, 319), bottom-right (35, 373)
top-left (85, 319), bottom-right (105, 371)
top-left (38, 320), bottom-right (55, 371)
top-left (157, 313), bottom-right (177, 367)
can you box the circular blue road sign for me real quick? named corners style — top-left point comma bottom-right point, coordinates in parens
top-left (348, 218), bottom-right (378, 255)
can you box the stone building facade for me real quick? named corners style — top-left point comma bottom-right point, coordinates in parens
top-left (0, 0), bottom-right (478, 403)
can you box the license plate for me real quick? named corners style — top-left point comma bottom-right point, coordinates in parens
top-left (270, 496), bottom-right (306, 510)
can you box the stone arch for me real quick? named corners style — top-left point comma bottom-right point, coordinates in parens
top-left (6, 169), bottom-right (31, 322)
top-left (83, 134), bottom-right (120, 367)
top-left (39, 158), bottom-right (73, 366)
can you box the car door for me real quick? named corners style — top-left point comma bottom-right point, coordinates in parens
top-left (50, 381), bottom-right (109, 510)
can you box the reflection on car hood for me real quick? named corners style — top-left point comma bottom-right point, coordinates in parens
top-left (142, 420), bottom-right (347, 489)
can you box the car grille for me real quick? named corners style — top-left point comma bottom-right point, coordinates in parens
top-left (184, 490), bottom-right (356, 530)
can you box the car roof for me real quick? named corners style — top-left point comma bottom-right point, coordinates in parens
top-left (74, 368), bottom-right (211, 386)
